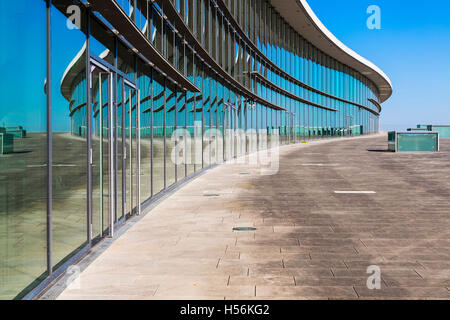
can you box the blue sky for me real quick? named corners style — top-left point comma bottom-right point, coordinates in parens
top-left (0, 1), bottom-right (100, 133)
top-left (306, 0), bottom-right (450, 130)
top-left (3, 1), bottom-right (449, 133)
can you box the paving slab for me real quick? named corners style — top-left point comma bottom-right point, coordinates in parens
top-left (53, 134), bottom-right (450, 300)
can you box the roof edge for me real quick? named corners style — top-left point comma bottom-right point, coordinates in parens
top-left (271, 0), bottom-right (393, 103)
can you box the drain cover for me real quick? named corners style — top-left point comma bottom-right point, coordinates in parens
top-left (233, 227), bottom-right (257, 231)
top-left (239, 172), bottom-right (249, 175)
top-left (203, 193), bottom-right (220, 197)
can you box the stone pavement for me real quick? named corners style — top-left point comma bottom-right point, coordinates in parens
top-left (56, 134), bottom-right (450, 300)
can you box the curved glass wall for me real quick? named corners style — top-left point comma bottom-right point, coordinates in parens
top-left (0, 0), bottom-right (386, 299)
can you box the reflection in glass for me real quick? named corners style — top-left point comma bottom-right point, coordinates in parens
top-left (216, 81), bottom-right (224, 163)
top-left (152, 74), bottom-right (165, 194)
top-left (0, 0), bottom-right (47, 299)
top-left (124, 84), bottom-right (138, 215)
top-left (116, 77), bottom-right (124, 220)
top-left (194, 62), bottom-right (203, 171)
top-left (209, 76), bottom-right (218, 165)
top-left (202, 73), bottom-right (211, 166)
top-left (51, 1), bottom-right (88, 268)
top-left (176, 90), bottom-right (187, 180)
top-left (138, 62), bottom-right (152, 204)
top-left (91, 67), bottom-right (111, 237)
top-left (165, 82), bottom-right (176, 187)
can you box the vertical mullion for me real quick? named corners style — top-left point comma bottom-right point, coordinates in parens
top-left (86, 7), bottom-right (93, 247)
top-left (184, 90), bottom-right (187, 178)
top-left (137, 87), bottom-right (141, 213)
top-left (163, 77), bottom-right (167, 190)
top-left (201, 64), bottom-right (204, 168)
top-left (121, 79), bottom-right (126, 218)
top-left (193, 76), bottom-right (197, 170)
top-left (150, 68), bottom-right (154, 197)
top-left (134, 56), bottom-right (140, 215)
top-left (222, 81), bottom-right (225, 162)
top-left (114, 36), bottom-right (119, 222)
top-left (46, 0), bottom-right (53, 275)
top-left (174, 85), bottom-right (178, 182)
top-left (109, 73), bottom-right (115, 231)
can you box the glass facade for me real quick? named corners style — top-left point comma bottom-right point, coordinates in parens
top-left (0, 0), bottom-right (388, 299)
top-left (0, 0), bottom-right (47, 300)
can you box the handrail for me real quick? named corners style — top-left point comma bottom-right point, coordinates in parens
top-left (368, 98), bottom-right (382, 113)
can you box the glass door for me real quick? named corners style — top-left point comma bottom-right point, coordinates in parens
top-left (89, 59), bottom-right (140, 241)
top-left (90, 61), bottom-right (113, 238)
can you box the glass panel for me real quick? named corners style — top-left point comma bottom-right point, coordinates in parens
top-left (151, 5), bottom-right (163, 53)
top-left (250, 103), bottom-right (257, 151)
top-left (209, 75), bottom-right (217, 165)
top-left (91, 66), bottom-right (111, 237)
top-left (136, 0), bottom-right (148, 33)
top-left (117, 42), bottom-right (135, 79)
top-left (0, 0), bottom-right (47, 299)
top-left (204, 0), bottom-right (210, 51)
top-left (187, 0), bottom-right (195, 31)
top-left (224, 90), bottom-right (232, 161)
top-left (165, 82), bottom-right (176, 187)
top-left (211, 8), bottom-right (217, 60)
top-left (51, 0), bottom-right (88, 269)
top-left (117, 0), bottom-right (134, 18)
top-left (131, 85), bottom-right (138, 213)
top-left (152, 73), bottom-right (165, 194)
top-left (116, 77), bottom-right (125, 220)
top-left (137, 61), bottom-right (152, 204)
top-left (196, 0), bottom-right (202, 42)
top-left (194, 61), bottom-right (203, 171)
top-left (202, 73), bottom-right (211, 166)
top-left (186, 91), bottom-right (195, 175)
top-left (90, 15), bottom-right (115, 66)
top-left (124, 83), bottom-right (138, 215)
top-left (166, 23), bottom-right (175, 66)
top-left (267, 108), bottom-right (272, 147)
top-left (176, 90), bottom-right (186, 180)
top-left (216, 81), bottom-right (224, 163)
top-left (237, 96), bottom-right (245, 157)
top-left (177, 36), bottom-right (185, 76)
top-left (185, 47), bottom-right (195, 175)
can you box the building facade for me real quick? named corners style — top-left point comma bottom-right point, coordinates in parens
top-left (0, 0), bottom-right (392, 299)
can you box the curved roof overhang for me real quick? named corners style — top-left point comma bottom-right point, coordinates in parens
top-left (61, 43), bottom-right (87, 102)
top-left (270, 0), bottom-right (392, 103)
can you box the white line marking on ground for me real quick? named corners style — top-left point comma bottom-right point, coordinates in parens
top-left (27, 164), bottom-right (77, 168)
top-left (302, 163), bottom-right (338, 166)
top-left (334, 191), bottom-right (376, 194)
